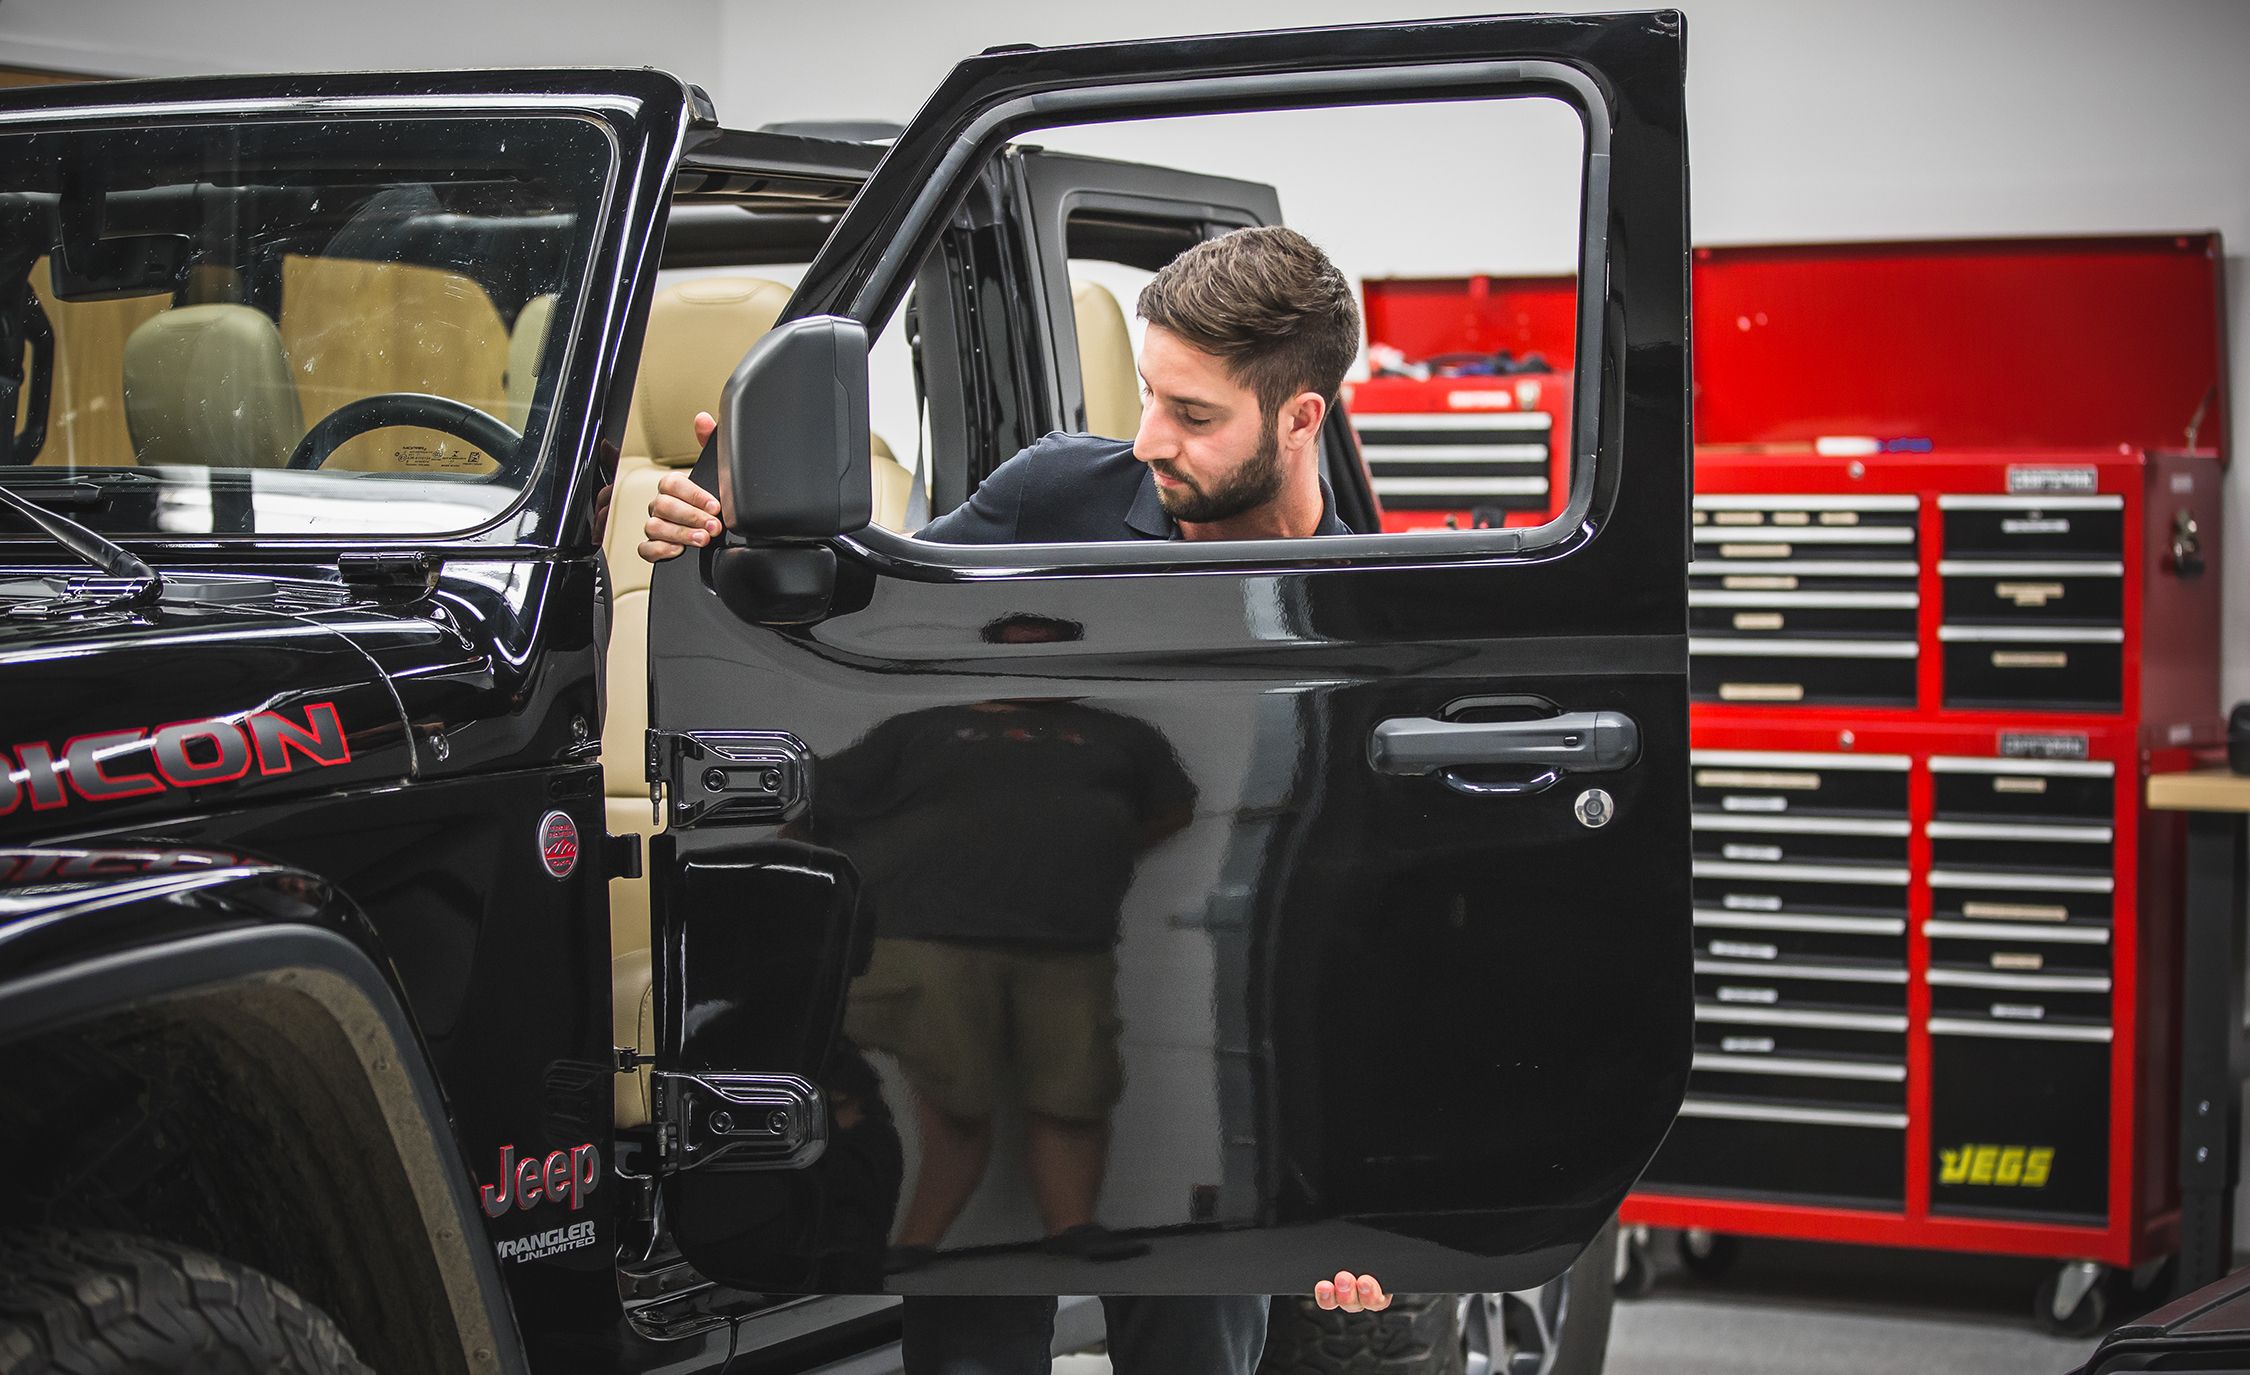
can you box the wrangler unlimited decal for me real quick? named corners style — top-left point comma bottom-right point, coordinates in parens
top-left (1, 702), bottom-right (351, 812)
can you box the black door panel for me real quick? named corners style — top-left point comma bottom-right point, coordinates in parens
top-left (649, 10), bottom-right (1689, 1295)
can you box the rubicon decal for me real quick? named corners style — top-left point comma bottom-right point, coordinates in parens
top-left (538, 810), bottom-right (579, 879)
top-left (1, 702), bottom-right (351, 813)
top-left (480, 1142), bottom-right (600, 1218)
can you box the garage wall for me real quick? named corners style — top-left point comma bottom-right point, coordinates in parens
top-left (4, 0), bottom-right (2240, 696)
top-left (0, 0), bottom-right (724, 82)
top-left (715, 0), bottom-right (2250, 707)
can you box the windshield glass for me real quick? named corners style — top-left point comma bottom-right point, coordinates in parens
top-left (0, 112), bottom-right (612, 538)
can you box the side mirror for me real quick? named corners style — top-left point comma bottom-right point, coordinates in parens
top-left (715, 314), bottom-right (873, 541)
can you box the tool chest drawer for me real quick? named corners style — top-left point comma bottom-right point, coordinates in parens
top-left (1691, 593), bottom-right (1919, 639)
top-left (1692, 750), bottom-right (1911, 817)
top-left (1926, 818), bottom-right (2115, 876)
top-left (1696, 909), bottom-right (1907, 966)
top-left (1695, 961), bottom-right (1910, 1015)
top-left (1689, 1052), bottom-right (1907, 1110)
top-left (1694, 813), bottom-right (1910, 867)
top-left (1697, 859), bottom-right (1912, 919)
top-left (1694, 1006), bottom-right (1907, 1062)
top-left (1690, 497), bottom-right (1923, 707)
top-left (1927, 868), bottom-right (2115, 925)
top-left (1695, 494), bottom-right (1920, 559)
top-left (1938, 494), bottom-right (2125, 561)
top-left (1928, 1024), bottom-right (2112, 1223)
top-left (1938, 560), bottom-right (2124, 626)
top-left (1925, 919), bottom-right (2113, 977)
top-left (1643, 1101), bottom-right (1907, 1208)
top-left (1939, 626), bottom-right (2124, 712)
top-left (1692, 639), bottom-right (1919, 707)
top-left (1927, 968), bottom-right (2112, 1026)
top-left (1931, 756), bottom-right (2115, 824)
top-left (1352, 410), bottom-right (1554, 514)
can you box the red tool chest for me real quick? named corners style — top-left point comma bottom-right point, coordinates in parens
top-left (1352, 236), bottom-right (2231, 1303)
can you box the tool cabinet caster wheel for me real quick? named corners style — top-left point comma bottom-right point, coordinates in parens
top-left (1675, 1228), bottom-right (1738, 1280)
top-left (1615, 1225), bottom-right (1656, 1300)
top-left (2036, 1261), bottom-right (2110, 1339)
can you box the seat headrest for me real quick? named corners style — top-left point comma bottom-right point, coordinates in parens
top-left (623, 276), bottom-right (794, 467)
top-left (123, 305), bottom-right (305, 468)
top-left (504, 292), bottom-right (558, 431)
top-left (1072, 279), bottom-right (1142, 441)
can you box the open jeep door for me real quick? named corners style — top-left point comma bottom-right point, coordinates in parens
top-left (646, 10), bottom-right (1691, 1295)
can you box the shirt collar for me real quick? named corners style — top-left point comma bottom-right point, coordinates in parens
top-left (1125, 467), bottom-right (1349, 540)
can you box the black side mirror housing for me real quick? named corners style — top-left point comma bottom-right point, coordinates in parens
top-left (716, 314), bottom-right (872, 541)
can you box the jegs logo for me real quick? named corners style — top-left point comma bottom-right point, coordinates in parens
top-left (1938, 1143), bottom-right (2055, 1188)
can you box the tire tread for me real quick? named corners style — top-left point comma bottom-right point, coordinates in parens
top-left (0, 1230), bottom-right (370, 1375)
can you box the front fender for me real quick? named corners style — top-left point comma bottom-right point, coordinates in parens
top-left (0, 845), bottom-right (528, 1375)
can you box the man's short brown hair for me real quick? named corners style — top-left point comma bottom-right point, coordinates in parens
top-left (1136, 226), bottom-right (1360, 417)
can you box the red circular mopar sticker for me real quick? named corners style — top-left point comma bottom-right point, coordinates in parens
top-left (538, 810), bottom-right (580, 880)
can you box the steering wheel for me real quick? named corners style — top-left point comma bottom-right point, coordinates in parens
top-left (285, 392), bottom-right (523, 472)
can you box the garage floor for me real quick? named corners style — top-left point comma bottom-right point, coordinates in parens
top-left (1606, 1236), bottom-right (2106, 1375)
top-left (1052, 1235), bottom-right (2124, 1374)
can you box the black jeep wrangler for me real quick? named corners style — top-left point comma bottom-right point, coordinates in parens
top-left (0, 12), bottom-right (1690, 1374)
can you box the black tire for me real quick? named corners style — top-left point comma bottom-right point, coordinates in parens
top-left (1674, 1229), bottom-right (1739, 1281)
top-left (1615, 1230), bottom-right (1655, 1301)
top-left (1257, 1216), bottom-right (1618, 1375)
top-left (1532, 1214), bottom-right (1617, 1375)
top-left (1259, 1292), bottom-right (1465, 1375)
top-left (0, 1230), bottom-right (371, 1375)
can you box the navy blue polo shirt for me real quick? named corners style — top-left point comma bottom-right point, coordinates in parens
top-left (917, 432), bottom-right (1352, 545)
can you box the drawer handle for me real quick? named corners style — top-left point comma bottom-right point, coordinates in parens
top-left (1961, 901), bottom-right (2071, 921)
top-left (1992, 650), bottom-right (2068, 669)
top-left (1719, 682), bottom-right (1805, 702)
top-left (1994, 582), bottom-right (2064, 606)
top-left (1928, 1016), bottom-right (2111, 1043)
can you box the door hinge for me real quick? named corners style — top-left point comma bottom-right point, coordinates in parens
top-left (651, 1071), bottom-right (825, 1172)
top-left (613, 1045), bottom-right (643, 1073)
top-left (604, 831), bottom-right (643, 880)
top-left (644, 730), bottom-right (809, 827)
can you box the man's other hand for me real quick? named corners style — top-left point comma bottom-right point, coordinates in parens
top-left (637, 411), bottom-right (722, 563)
top-left (1313, 1272), bottom-right (1391, 1313)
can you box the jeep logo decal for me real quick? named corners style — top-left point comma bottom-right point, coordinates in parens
top-left (480, 1142), bottom-right (600, 1218)
top-left (1, 702), bottom-right (351, 813)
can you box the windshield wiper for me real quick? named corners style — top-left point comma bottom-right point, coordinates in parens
top-left (0, 481), bottom-right (162, 612)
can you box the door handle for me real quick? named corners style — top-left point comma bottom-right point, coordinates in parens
top-left (1369, 711), bottom-right (1640, 797)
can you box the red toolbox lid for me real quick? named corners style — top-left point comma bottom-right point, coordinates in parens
top-left (1363, 234), bottom-right (2227, 462)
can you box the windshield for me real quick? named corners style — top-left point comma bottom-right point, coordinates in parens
top-left (0, 112), bottom-right (613, 538)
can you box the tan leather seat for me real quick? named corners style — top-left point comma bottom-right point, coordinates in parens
top-left (122, 305), bottom-right (305, 468)
top-left (603, 276), bottom-right (919, 1125)
top-left (503, 293), bottom-right (557, 431)
top-left (26, 257), bottom-right (169, 466)
top-left (279, 256), bottom-right (510, 473)
top-left (870, 431), bottom-right (910, 531)
top-left (604, 276), bottom-right (791, 1128)
top-left (1073, 279), bottom-right (1142, 440)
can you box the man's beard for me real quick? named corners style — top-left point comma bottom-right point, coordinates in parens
top-left (1150, 421), bottom-right (1283, 525)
